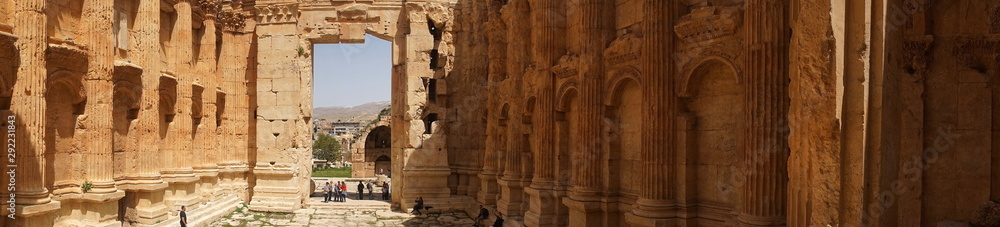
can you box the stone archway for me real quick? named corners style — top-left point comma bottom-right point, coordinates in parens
top-left (249, 1), bottom-right (457, 212)
top-left (355, 125), bottom-right (391, 178)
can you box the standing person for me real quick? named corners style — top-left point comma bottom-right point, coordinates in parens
top-left (367, 181), bottom-right (374, 200)
top-left (340, 182), bottom-right (348, 201)
top-left (357, 181), bottom-right (365, 200)
top-left (179, 206), bottom-right (188, 227)
top-left (322, 182), bottom-right (331, 202)
top-left (330, 182), bottom-right (340, 202)
top-left (382, 181), bottom-right (390, 200)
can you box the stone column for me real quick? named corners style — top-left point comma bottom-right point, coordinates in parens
top-left (524, 0), bottom-right (565, 226)
top-left (565, 0), bottom-right (612, 226)
top-left (8, 0), bottom-right (60, 222)
top-left (126, 0), bottom-right (170, 223)
top-left (738, 0), bottom-right (789, 226)
top-left (78, 4), bottom-right (128, 223)
top-left (498, 0), bottom-right (529, 219)
top-left (194, 0), bottom-right (221, 201)
top-left (627, 0), bottom-right (677, 226)
top-left (479, 1), bottom-right (506, 205)
top-left (217, 9), bottom-right (251, 199)
top-left (161, 0), bottom-right (201, 211)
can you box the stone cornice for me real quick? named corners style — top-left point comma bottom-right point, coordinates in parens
top-left (674, 5), bottom-right (742, 44)
top-left (604, 32), bottom-right (642, 67)
top-left (46, 41), bottom-right (90, 72)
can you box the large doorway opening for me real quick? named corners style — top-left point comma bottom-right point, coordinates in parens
top-left (310, 34), bottom-right (393, 181)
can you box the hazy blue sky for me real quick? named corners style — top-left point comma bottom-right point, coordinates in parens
top-left (312, 34), bottom-right (392, 108)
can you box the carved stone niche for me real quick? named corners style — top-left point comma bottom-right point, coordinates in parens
top-left (552, 54), bottom-right (581, 79)
top-left (114, 60), bottom-right (143, 119)
top-left (674, 5), bottom-right (742, 44)
top-left (159, 72), bottom-right (178, 122)
top-left (604, 32), bottom-right (642, 67)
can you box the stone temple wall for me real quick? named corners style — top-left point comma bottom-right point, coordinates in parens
top-left (3, 0), bottom-right (1000, 227)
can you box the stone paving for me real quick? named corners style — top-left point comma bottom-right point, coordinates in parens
top-left (209, 178), bottom-right (476, 226)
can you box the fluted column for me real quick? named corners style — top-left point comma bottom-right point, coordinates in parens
top-left (82, 0), bottom-right (118, 194)
top-left (134, 0), bottom-right (164, 184)
top-left (738, 0), bottom-right (789, 226)
top-left (479, 1), bottom-right (506, 205)
top-left (195, 5), bottom-right (220, 172)
top-left (10, 0), bottom-right (59, 217)
top-left (217, 10), bottom-right (251, 198)
top-left (524, 0), bottom-right (565, 226)
top-left (527, 0), bottom-right (563, 189)
top-left (498, 0), bottom-right (529, 218)
top-left (165, 0), bottom-right (196, 178)
top-left (629, 0), bottom-right (676, 225)
top-left (572, 0), bottom-right (612, 198)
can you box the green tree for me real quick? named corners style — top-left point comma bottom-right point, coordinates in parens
top-left (313, 134), bottom-right (342, 163)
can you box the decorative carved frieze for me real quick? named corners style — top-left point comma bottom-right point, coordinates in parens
top-left (674, 6), bottom-right (742, 43)
top-left (903, 35), bottom-right (934, 74)
top-left (953, 36), bottom-right (1000, 70)
top-left (552, 54), bottom-right (580, 79)
top-left (326, 4), bottom-right (379, 23)
top-left (604, 33), bottom-right (642, 66)
top-left (255, 3), bottom-right (299, 25)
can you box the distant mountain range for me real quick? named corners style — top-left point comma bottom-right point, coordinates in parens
top-left (313, 101), bottom-right (390, 123)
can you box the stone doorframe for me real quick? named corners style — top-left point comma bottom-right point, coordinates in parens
top-left (249, 0), bottom-right (455, 212)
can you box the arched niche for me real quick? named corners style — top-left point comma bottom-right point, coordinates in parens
top-left (680, 59), bottom-right (744, 212)
top-left (44, 70), bottom-right (86, 194)
top-left (603, 68), bottom-right (642, 225)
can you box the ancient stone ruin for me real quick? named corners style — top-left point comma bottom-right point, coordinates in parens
top-left (0, 0), bottom-right (998, 226)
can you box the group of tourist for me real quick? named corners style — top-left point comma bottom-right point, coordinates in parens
top-left (322, 180), bottom-right (391, 202)
top-left (322, 181), bottom-right (350, 202)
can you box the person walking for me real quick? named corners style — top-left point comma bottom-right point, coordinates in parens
top-left (367, 181), bottom-right (374, 200)
top-left (322, 182), bottom-right (332, 202)
top-left (382, 181), bottom-right (390, 200)
top-left (357, 181), bottom-right (365, 200)
top-left (179, 206), bottom-right (188, 227)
